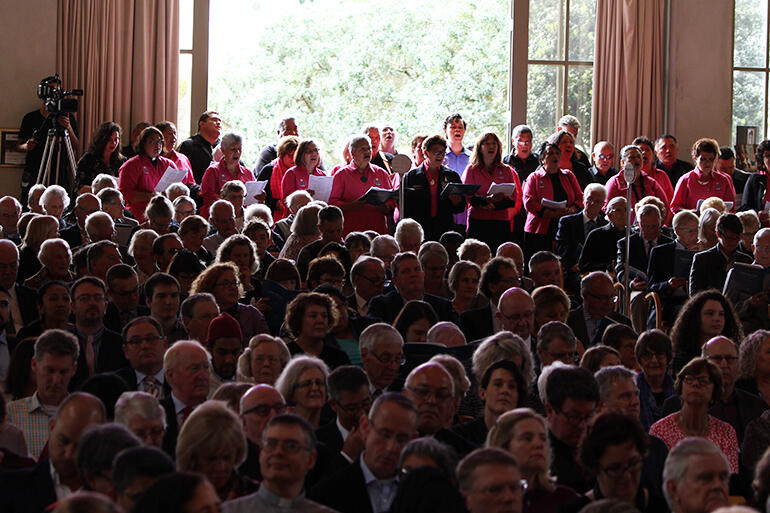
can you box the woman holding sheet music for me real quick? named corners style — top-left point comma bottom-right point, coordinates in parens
top-left (463, 131), bottom-right (522, 253)
top-left (401, 134), bottom-right (466, 241)
top-left (522, 140), bottom-right (583, 260)
top-left (281, 139), bottom-right (328, 201)
top-left (118, 126), bottom-right (195, 223)
top-left (199, 132), bottom-right (256, 219)
top-left (329, 134), bottom-right (394, 236)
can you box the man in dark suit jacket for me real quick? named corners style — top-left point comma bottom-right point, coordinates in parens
top-left (615, 204), bottom-right (673, 285)
top-left (60, 193), bottom-right (101, 250)
top-left (568, 272), bottom-right (632, 347)
top-left (646, 210), bottom-right (701, 324)
top-left (459, 257), bottom-right (519, 342)
top-left (556, 184), bottom-right (608, 292)
top-left (317, 366), bottom-right (371, 462)
top-left (368, 253), bottom-right (457, 325)
top-left (579, 196), bottom-right (627, 274)
top-left (160, 340), bottom-right (211, 457)
top-left (310, 393), bottom-right (418, 513)
top-left (690, 213), bottom-right (754, 294)
top-left (104, 263), bottom-right (149, 334)
top-left (68, 277), bottom-right (128, 390)
top-left (0, 393), bottom-right (105, 513)
top-left (113, 316), bottom-right (170, 399)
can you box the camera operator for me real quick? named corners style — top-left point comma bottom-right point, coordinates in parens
top-left (17, 77), bottom-right (80, 205)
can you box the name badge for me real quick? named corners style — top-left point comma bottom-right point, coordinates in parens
top-left (143, 167), bottom-right (150, 174)
top-left (374, 178), bottom-right (381, 186)
top-left (299, 178), bottom-right (305, 186)
top-left (538, 179), bottom-right (545, 189)
top-left (715, 183), bottom-right (721, 191)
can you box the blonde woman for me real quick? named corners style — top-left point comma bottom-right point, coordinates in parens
top-left (19, 214), bottom-right (59, 284)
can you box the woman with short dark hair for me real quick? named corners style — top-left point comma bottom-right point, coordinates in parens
top-left (635, 329), bottom-right (675, 431)
top-left (74, 121), bottom-right (125, 194)
top-left (284, 292), bottom-right (350, 370)
top-left (650, 357), bottom-right (738, 473)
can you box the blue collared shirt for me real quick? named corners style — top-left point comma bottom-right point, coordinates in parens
top-left (360, 454), bottom-right (398, 513)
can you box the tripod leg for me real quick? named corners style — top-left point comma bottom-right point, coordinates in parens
top-left (41, 134), bottom-right (57, 186)
top-left (62, 132), bottom-right (78, 192)
top-left (36, 132), bottom-right (55, 185)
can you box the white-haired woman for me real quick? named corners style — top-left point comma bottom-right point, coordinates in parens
top-left (200, 132), bottom-right (256, 219)
top-left (40, 185), bottom-right (70, 229)
top-left (278, 202), bottom-right (323, 261)
top-left (275, 355), bottom-right (330, 428)
top-left (18, 215), bottom-right (59, 284)
top-left (128, 229), bottom-right (159, 283)
top-left (24, 238), bottom-right (73, 289)
top-left (236, 334), bottom-right (291, 385)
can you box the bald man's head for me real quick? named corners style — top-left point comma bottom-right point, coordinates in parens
top-left (497, 288), bottom-right (535, 340)
top-left (50, 393), bottom-right (106, 486)
top-left (404, 362), bottom-right (455, 435)
top-left (496, 242), bottom-right (524, 278)
top-left (239, 384), bottom-right (286, 445)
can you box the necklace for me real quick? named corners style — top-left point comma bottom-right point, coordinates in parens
top-left (360, 174), bottom-right (368, 183)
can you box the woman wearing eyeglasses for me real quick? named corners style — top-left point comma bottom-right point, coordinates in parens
top-left (487, 408), bottom-right (579, 513)
top-left (561, 412), bottom-right (667, 513)
top-left (284, 292), bottom-right (350, 372)
top-left (275, 355), bottom-right (330, 428)
top-left (650, 357), bottom-right (738, 473)
top-left (118, 126), bottom-right (195, 223)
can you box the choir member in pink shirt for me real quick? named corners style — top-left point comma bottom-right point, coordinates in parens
top-left (281, 139), bottom-right (327, 201)
top-left (157, 121), bottom-right (194, 173)
top-left (670, 138), bottom-right (736, 213)
top-left (199, 132), bottom-right (256, 219)
top-left (118, 126), bottom-right (195, 223)
top-left (329, 134), bottom-right (394, 235)
top-left (604, 144), bottom-right (671, 223)
top-left (522, 141), bottom-right (583, 258)
top-left (463, 131), bottom-right (522, 252)
top-left (634, 135), bottom-right (674, 203)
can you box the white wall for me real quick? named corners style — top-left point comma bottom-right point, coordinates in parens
top-left (665, 0), bottom-right (733, 162)
top-left (0, 0), bottom-right (58, 197)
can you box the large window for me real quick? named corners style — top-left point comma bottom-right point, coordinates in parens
top-left (732, 0), bottom-right (769, 144)
top-left (179, 0), bottom-right (596, 163)
top-left (525, 0), bottom-right (595, 151)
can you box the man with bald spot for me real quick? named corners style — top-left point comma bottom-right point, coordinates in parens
top-left (497, 288), bottom-right (536, 355)
top-left (403, 362), bottom-right (474, 456)
top-left (60, 193), bottom-right (101, 249)
top-left (0, 392), bottom-right (106, 513)
top-left (496, 242), bottom-right (534, 291)
top-left (238, 384), bottom-right (287, 481)
top-left (662, 336), bottom-right (765, 445)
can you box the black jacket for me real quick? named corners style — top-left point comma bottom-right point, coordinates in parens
top-left (0, 457), bottom-right (57, 513)
top-left (367, 290), bottom-right (458, 325)
top-left (113, 366), bottom-right (172, 398)
top-left (567, 304), bottom-right (632, 347)
top-left (459, 303), bottom-right (494, 342)
top-left (70, 327), bottom-right (129, 390)
top-left (178, 133), bottom-right (217, 183)
top-left (309, 458), bottom-right (374, 513)
top-left (740, 172), bottom-right (767, 213)
top-left (401, 164), bottom-right (466, 241)
top-left (615, 232), bottom-right (674, 284)
top-left (689, 243), bottom-right (753, 295)
top-left (316, 420), bottom-right (345, 455)
top-left (578, 223), bottom-right (625, 273)
top-left (556, 211), bottom-right (607, 269)
top-left (160, 394), bottom-right (180, 458)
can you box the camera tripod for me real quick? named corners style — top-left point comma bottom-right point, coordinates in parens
top-left (35, 121), bottom-right (77, 187)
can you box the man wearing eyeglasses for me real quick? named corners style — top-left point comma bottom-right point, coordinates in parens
top-left (567, 271), bottom-right (631, 348)
top-left (69, 276), bottom-right (127, 389)
top-left (114, 316), bottom-right (170, 399)
top-left (318, 365), bottom-right (372, 463)
top-left (589, 141), bottom-right (618, 185)
top-left (458, 448), bottom-right (523, 513)
top-left (402, 362), bottom-right (474, 457)
top-left (310, 393), bottom-right (418, 513)
top-left (360, 324), bottom-right (404, 397)
top-left (543, 365), bottom-right (599, 494)
top-left (226, 413), bottom-right (335, 513)
top-left (60, 193), bottom-right (100, 249)
top-left (350, 257), bottom-right (386, 317)
top-left (237, 384), bottom-right (287, 481)
top-left (203, 200), bottom-right (239, 255)
top-left (662, 336), bottom-right (765, 449)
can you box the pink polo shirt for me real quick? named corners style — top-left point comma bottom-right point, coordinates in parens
top-left (463, 162), bottom-right (523, 221)
top-left (604, 172), bottom-right (671, 223)
top-left (643, 167), bottom-right (673, 204)
top-left (329, 162), bottom-right (393, 235)
top-left (200, 159), bottom-right (256, 219)
top-left (281, 165), bottom-right (327, 201)
top-left (670, 168), bottom-right (736, 213)
top-left (165, 150), bottom-right (194, 174)
top-left (118, 154), bottom-right (195, 222)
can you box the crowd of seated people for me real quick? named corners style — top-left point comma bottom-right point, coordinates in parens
top-left (3, 110), bottom-right (770, 513)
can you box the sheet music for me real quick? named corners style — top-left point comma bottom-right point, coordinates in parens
top-left (243, 180), bottom-right (268, 206)
top-left (308, 175), bottom-right (334, 202)
top-left (154, 168), bottom-right (188, 193)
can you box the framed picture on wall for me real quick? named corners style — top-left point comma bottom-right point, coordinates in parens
top-left (0, 129), bottom-right (25, 167)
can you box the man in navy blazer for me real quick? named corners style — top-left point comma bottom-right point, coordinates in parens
top-left (0, 393), bottom-right (105, 513)
top-left (579, 196), bottom-right (627, 274)
top-left (615, 203), bottom-right (673, 285)
top-left (556, 183), bottom-right (608, 293)
top-left (647, 210), bottom-right (701, 325)
top-left (401, 135), bottom-right (467, 241)
top-left (567, 272), bottom-right (632, 347)
top-left (690, 213), bottom-right (753, 294)
top-left (309, 393), bottom-right (418, 513)
top-left (113, 316), bottom-right (171, 399)
top-left (367, 252), bottom-right (457, 325)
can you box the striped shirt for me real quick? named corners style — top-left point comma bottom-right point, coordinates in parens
top-left (7, 393), bottom-right (56, 460)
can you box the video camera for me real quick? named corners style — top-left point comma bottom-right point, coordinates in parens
top-left (37, 74), bottom-right (83, 115)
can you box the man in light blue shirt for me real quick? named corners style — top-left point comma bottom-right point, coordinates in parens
top-left (443, 114), bottom-right (472, 230)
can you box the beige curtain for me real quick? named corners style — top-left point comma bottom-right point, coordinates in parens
top-left (57, 0), bottom-right (179, 154)
top-left (591, 0), bottom-right (665, 153)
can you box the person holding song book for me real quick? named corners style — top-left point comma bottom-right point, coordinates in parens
top-left (724, 227), bottom-right (770, 334)
top-left (401, 134), bottom-right (466, 241)
top-left (463, 131), bottom-right (522, 253)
